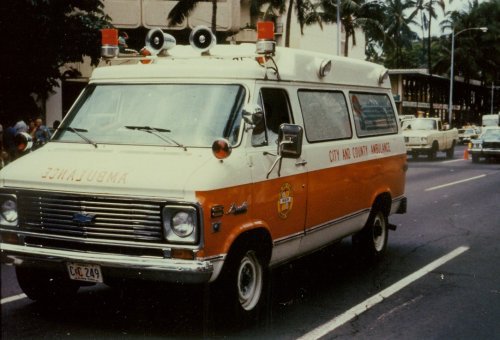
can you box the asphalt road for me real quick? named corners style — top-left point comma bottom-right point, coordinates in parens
top-left (2, 145), bottom-right (499, 338)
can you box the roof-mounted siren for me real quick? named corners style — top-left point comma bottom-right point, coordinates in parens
top-left (189, 26), bottom-right (216, 54)
top-left (101, 28), bottom-right (119, 58)
top-left (145, 28), bottom-right (176, 56)
top-left (256, 21), bottom-right (275, 55)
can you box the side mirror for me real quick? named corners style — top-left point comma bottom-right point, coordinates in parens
top-left (242, 104), bottom-right (264, 127)
top-left (278, 124), bottom-right (303, 159)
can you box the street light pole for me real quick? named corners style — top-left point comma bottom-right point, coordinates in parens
top-left (337, 0), bottom-right (341, 56)
top-left (448, 26), bottom-right (488, 127)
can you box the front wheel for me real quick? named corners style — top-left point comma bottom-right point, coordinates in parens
top-left (16, 267), bottom-right (80, 302)
top-left (428, 142), bottom-right (438, 160)
top-left (353, 210), bottom-right (388, 261)
top-left (211, 241), bottom-right (268, 326)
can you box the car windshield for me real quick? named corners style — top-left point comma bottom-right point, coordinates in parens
top-left (482, 129), bottom-right (500, 140)
top-left (53, 84), bottom-right (246, 147)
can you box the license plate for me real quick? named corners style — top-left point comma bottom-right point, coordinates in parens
top-left (67, 262), bottom-right (103, 283)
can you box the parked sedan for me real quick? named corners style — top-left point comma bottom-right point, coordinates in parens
top-left (458, 127), bottom-right (479, 144)
top-left (468, 127), bottom-right (500, 163)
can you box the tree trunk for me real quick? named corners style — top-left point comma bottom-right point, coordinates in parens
top-left (211, 0), bottom-right (217, 34)
top-left (285, 0), bottom-right (294, 47)
top-left (344, 31), bottom-right (349, 57)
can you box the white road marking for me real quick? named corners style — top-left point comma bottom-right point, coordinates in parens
top-left (297, 246), bottom-right (470, 340)
top-left (1, 293), bottom-right (27, 305)
top-left (425, 174), bottom-right (486, 191)
top-left (442, 159), bottom-right (466, 164)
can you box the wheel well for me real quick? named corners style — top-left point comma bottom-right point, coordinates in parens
top-left (372, 192), bottom-right (391, 217)
top-left (227, 228), bottom-right (273, 265)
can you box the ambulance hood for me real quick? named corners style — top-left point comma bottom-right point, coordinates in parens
top-left (0, 143), bottom-right (212, 199)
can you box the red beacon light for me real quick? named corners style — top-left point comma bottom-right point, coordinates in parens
top-left (101, 28), bottom-right (119, 58)
top-left (256, 21), bottom-right (276, 55)
top-left (212, 139), bottom-right (232, 160)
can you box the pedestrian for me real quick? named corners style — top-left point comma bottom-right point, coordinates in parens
top-left (32, 116), bottom-right (51, 148)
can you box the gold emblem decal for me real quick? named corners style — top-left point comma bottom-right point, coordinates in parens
top-left (278, 183), bottom-right (293, 219)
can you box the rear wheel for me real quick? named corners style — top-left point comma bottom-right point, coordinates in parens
top-left (446, 142), bottom-right (455, 159)
top-left (16, 267), bottom-right (80, 302)
top-left (353, 209), bottom-right (388, 260)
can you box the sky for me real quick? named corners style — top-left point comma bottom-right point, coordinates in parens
top-left (412, 0), bottom-right (487, 37)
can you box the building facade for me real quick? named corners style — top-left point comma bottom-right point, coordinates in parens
top-left (389, 69), bottom-right (496, 127)
top-left (46, 0), bottom-right (366, 125)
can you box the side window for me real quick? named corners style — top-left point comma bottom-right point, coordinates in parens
top-left (252, 88), bottom-right (291, 147)
top-left (298, 90), bottom-right (351, 142)
top-left (350, 92), bottom-right (398, 137)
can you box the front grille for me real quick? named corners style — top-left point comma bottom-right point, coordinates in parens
top-left (483, 141), bottom-right (500, 149)
top-left (17, 192), bottom-right (164, 243)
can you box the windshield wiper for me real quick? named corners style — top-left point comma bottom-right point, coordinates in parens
top-left (60, 127), bottom-right (98, 148)
top-left (125, 126), bottom-right (187, 151)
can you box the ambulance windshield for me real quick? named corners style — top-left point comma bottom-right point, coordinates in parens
top-left (53, 84), bottom-right (246, 147)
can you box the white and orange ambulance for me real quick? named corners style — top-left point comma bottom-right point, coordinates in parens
top-left (0, 23), bottom-right (406, 321)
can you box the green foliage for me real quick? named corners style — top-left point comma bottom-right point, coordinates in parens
top-left (0, 0), bottom-right (110, 123)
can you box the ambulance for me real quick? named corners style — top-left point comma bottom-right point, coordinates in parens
top-left (0, 23), bottom-right (407, 322)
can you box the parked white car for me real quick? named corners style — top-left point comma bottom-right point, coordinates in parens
top-left (403, 118), bottom-right (458, 159)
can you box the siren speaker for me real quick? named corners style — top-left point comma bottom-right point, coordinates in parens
top-left (145, 28), bottom-right (176, 55)
top-left (189, 26), bottom-right (216, 53)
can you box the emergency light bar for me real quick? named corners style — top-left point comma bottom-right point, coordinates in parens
top-left (256, 21), bottom-right (275, 55)
top-left (101, 28), bottom-right (119, 58)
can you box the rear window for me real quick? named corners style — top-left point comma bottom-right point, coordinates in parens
top-left (350, 93), bottom-right (398, 137)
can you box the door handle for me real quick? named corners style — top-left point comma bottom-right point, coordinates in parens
top-left (295, 159), bottom-right (307, 166)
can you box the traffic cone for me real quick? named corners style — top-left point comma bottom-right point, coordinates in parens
top-left (463, 148), bottom-right (469, 160)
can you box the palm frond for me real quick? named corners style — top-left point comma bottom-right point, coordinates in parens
top-left (167, 0), bottom-right (199, 26)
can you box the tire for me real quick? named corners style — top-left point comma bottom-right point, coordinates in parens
top-left (16, 267), bottom-right (80, 302)
top-left (411, 151), bottom-right (418, 159)
top-left (353, 209), bottom-right (388, 261)
top-left (428, 142), bottom-right (438, 160)
top-left (446, 142), bottom-right (455, 159)
top-left (472, 154), bottom-right (479, 163)
top-left (211, 239), bottom-right (268, 326)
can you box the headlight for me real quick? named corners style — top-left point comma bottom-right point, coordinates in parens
top-left (420, 137), bottom-right (427, 143)
top-left (0, 195), bottom-right (18, 227)
top-left (162, 205), bottom-right (199, 244)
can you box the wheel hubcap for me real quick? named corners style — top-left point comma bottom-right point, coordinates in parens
top-left (237, 251), bottom-right (263, 311)
top-left (372, 214), bottom-right (386, 252)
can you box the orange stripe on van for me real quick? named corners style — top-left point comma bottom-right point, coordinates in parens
top-left (196, 153), bottom-right (406, 258)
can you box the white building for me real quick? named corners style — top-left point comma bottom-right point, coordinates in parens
top-left (46, 0), bottom-right (366, 125)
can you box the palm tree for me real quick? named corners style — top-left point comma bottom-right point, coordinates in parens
top-left (267, 0), bottom-right (323, 47)
top-left (382, 0), bottom-right (419, 68)
top-left (320, 0), bottom-right (385, 57)
top-left (415, 0), bottom-right (447, 72)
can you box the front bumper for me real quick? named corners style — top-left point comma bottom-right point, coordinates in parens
top-left (469, 148), bottom-right (500, 157)
top-left (1, 241), bottom-right (214, 284)
top-left (406, 145), bottom-right (432, 152)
